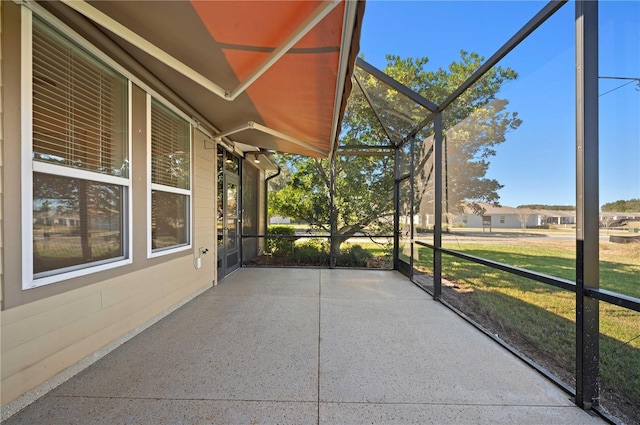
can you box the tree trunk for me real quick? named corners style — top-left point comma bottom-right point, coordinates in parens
top-left (330, 235), bottom-right (347, 266)
top-left (79, 180), bottom-right (92, 262)
top-left (329, 231), bottom-right (359, 266)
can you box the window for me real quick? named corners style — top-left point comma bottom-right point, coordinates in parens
top-left (149, 98), bottom-right (191, 254)
top-left (25, 15), bottom-right (131, 288)
top-left (500, 215), bottom-right (505, 224)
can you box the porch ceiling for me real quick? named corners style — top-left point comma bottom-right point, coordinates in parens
top-left (54, 0), bottom-right (365, 157)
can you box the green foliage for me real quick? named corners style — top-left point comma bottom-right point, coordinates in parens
top-left (270, 51), bottom-right (521, 255)
top-left (415, 226), bottom-right (433, 234)
top-left (517, 204), bottom-right (575, 211)
top-left (335, 244), bottom-right (374, 267)
top-left (413, 241), bottom-right (640, 422)
top-left (266, 225), bottom-right (295, 256)
top-left (601, 198), bottom-right (640, 212)
top-left (268, 157), bottom-right (332, 228)
top-left (291, 240), bottom-right (330, 266)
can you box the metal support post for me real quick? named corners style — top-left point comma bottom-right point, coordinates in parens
top-left (575, 0), bottom-right (600, 410)
top-left (393, 146), bottom-right (400, 270)
top-left (433, 113), bottom-right (443, 299)
top-left (409, 137), bottom-right (415, 279)
top-left (329, 157), bottom-right (337, 268)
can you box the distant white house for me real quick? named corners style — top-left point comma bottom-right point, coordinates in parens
top-left (538, 209), bottom-right (576, 225)
top-left (453, 204), bottom-right (545, 229)
top-left (442, 203), bottom-right (576, 229)
top-left (270, 216), bottom-right (292, 224)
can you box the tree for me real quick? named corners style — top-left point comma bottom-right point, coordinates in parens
top-left (518, 204), bottom-right (575, 211)
top-left (601, 198), bottom-right (640, 212)
top-left (270, 51), bottom-right (522, 259)
top-left (517, 211), bottom-right (532, 229)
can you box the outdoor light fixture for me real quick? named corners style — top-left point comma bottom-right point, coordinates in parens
top-left (244, 150), bottom-right (276, 164)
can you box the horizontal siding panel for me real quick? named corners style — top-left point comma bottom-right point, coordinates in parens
top-left (193, 195), bottom-right (215, 206)
top-left (1, 283), bottom-right (167, 380)
top-left (194, 167), bottom-right (214, 181)
top-left (98, 257), bottom-right (196, 308)
top-left (193, 183), bottom-right (214, 194)
top-left (1, 276), bottom-right (212, 405)
top-left (193, 203), bottom-right (215, 214)
top-left (2, 293), bottom-right (102, 353)
top-left (194, 207), bottom-right (215, 218)
top-left (1, 280), bottom-right (110, 326)
top-left (100, 267), bottom-right (164, 309)
top-left (194, 195), bottom-right (215, 204)
top-left (162, 279), bottom-right (207, 309)
top-left (194, 152), bottom-right (214, 166)
top-left (194, 222), bottom-right (214, 232)
top-left (1, 257), bottom-right (208, 376)
top-left (1, 300), bottom-right (162, 405)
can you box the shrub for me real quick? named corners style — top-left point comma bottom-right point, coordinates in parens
top-left (267, 225), bottom-right (295, 256)
top-left (292, 240), bottom-right (329, 265)
top-left (415, 226), bottom-right (433, 234)
top-left (336, 244), bottom-right (374, 267)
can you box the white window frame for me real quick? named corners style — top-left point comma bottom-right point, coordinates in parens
top-left (20, 6), bottom-right (133, 290)
top-left (147, 94), bottom-right (193, 258)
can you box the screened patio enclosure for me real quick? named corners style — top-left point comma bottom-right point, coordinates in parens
top-left (243, 1), bottom-right (640, 423)
top-left (3, 0), bottom-right (636, 422)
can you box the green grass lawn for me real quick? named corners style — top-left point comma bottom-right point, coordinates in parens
top-left (411, 240), bottom-right (639, 422)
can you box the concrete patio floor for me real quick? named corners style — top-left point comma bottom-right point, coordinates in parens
top-left (3, 268), bottom-right (604, 424)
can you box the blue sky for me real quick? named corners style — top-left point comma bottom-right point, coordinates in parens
top-left (359, 1), bottom-right (639, 208)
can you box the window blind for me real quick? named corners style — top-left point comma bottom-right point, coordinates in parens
top-left (32, 18), bottom-right (128, 177)
top-left (151, 100), bottom-right (190, 189)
